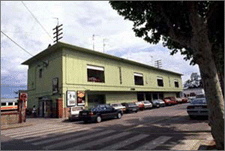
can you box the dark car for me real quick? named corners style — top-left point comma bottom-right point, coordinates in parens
top-left (150, 100), bottom-right (160, 108)
top-left (187, 98), bottom-right (208, 119)
top-left (79, 104), bottom-right (123, 123)
top-left (121, 103), bottom-right (139, 113)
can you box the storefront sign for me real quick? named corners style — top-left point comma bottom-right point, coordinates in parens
top-left (77, 91), bottom-right (85, 106)
top-left (67, 90), bottom-right (76, 106)
top-left (52, 77), bottom-right (59, 95)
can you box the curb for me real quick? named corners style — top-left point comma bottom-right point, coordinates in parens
top-left (1, 123), bottom-right (33, 130)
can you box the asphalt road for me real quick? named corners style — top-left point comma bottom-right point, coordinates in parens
top-left (1, 103), bottom-right (212, 150)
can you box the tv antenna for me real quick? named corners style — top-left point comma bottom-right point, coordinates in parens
top-left (155, 60), bottom-right (162, 68)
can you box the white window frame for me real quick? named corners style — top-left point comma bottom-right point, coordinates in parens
top-left (87, 65), bottom-right (104, 71)
top-left (134, 73), bottom-right (143, 77)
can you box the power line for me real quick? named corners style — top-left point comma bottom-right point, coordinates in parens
top-left (21, 1), bottom-right (53, 41)
top-left (1, 31), bottom-right (33, 56)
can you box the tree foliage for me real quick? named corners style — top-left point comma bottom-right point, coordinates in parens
top-left (110, 1), bottom-right (224, 149)
top-left (109, 1), bottom-right (223, 69)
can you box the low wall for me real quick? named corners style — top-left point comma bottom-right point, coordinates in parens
top-left (1, 111), bottom-right (19, 125)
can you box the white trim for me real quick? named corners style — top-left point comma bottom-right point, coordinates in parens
top-left (87, 65), bottom-right (104, 71)
top-left (174, 79), bottom-right (178, 82)
top-left (134, 73), bottom-right (143, 77)
top-left (157, 77), bottom-right (163, 80)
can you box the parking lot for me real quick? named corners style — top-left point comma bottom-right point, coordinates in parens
top-left (1, 103), bottom-right (212, 150)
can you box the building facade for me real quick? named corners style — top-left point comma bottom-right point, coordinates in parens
top-left (22, 42), bottom-right (183, 118)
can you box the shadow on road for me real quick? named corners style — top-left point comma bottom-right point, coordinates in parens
top-left (1, 114), bottom-right (211, 150)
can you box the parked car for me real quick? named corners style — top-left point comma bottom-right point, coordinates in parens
top-left (69, 106), bottom-right (84, 121)
top-left (175, 97), bottom-right (183, 103)
top-left (121, 103), bottom-right (139, 113)
top-left (79, 104), bottom-right (123, 123)
top-left (181, 97), bottom-right (188, 103)
top-left (157, 99), bottom-right (166, 107)
top-left (187, 98), bottom-right (208, 119)
top-left (110, 103), bottom-right (126, 112)
top-left (141, 101), bottom-right (153, 109)
top-left (150, 100), bottom-right (160, 108)
top-left (135, 101), bottom-right (145, 110)
top-left (163, 97), bottom-right (177, 105)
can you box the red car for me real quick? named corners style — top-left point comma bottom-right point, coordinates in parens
top-left (163, 97), bottom-right (177, 105)
top-left (135, 102), bottom-right (145, 111)
top-left (181, 97), bottom-right (188, 103)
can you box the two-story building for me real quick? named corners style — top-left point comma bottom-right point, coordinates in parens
top-left (22, 42), bottom-right (183, 118)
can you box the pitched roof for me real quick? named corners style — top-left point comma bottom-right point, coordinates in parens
top-left (22, 41), bottom-right (183, 76)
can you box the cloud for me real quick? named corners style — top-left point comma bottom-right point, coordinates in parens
top-left (1, 1), bottom-right (200, 98)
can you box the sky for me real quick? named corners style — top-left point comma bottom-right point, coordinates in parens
top-left (1, 1), bottom-right (200, 98)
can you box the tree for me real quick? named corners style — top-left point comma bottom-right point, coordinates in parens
top-left (110, 1), bottom-right (224, 149)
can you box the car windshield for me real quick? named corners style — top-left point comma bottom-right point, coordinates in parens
top-left (191, 98), bottom-right (207, 104)
top-left (152, 100), bottom-right (159, 103)
top-left (111, 104), bottom-right (118, 107)
top-left (128, 103), bottom-right (136, 107)
top-left (143, 101), bottom-right (150, 104)
top-left (196, 94), bottom-right (205, 98)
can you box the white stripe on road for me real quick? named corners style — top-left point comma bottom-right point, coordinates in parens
top-left (31, 128), bottom-right (97, 144)
top-left (170, 139), bottom-right (199, 150)
top-left (3, 124), bottom-right (62, 136)
top-left (44, 130), bottom-right (115, 150)
top-left (100, 134), bottom-right (149, 150)
top-left (135, 136), bottom-right (172, 150)
top-left (12, 126), bottom-right (80, 139)
top-left (66, 132), bottom-right (131, 150)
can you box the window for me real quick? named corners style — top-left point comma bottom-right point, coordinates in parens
top-left (1, 103), bottom-right (6, 106)
top-left (119, 67), bottom-right (122, 84)
top-left (39, 69), bottom-right (42, 78)
top-left (15, 102), bottom-right (18, 105)
top-left (87, 65), bottom-right (105, 83)
top-left (134, 73), bottom-right (144, 85)
top-left (174, 80), bottom-right (179, 88)
top-left (137, 93), bottom-right (144, 101)
top-left (157, 77), bottom-right (164, 87)
top-left (8, 102), bottom-right (13, 106)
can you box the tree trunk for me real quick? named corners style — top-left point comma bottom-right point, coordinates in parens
top-left (196, 45), bottom-right (224, 150)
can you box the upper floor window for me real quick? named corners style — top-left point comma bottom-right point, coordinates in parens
top-left (157, 77), bottom-right (164, 87)
top-left (39, 69), bottom-right (42, 78)
top-left (119, 67), bottom-right (122, 84)
top-left (174, 80), bottom-right (179, 88)
top-left (87, 65), bottom-right (105, 83)
top-left (134, 73), bottom-right (144, 85)
top-left (8, 102), bottom-right (13, 106)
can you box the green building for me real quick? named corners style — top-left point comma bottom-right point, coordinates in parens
top-left (22, 42), bottom-right (183, 118)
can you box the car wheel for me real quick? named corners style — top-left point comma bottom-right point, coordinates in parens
top-left (135, 110), bottom-right (138, 113)
top-left (84, 120), bottom-right (88, 123)
top-left (117, 113), bottom-right (122, 119)
top-left (96, 116), bottom-right (102, 123)
top-left (189, 115), bottom-right (195, 119)
top-left (156, 104), bottom-right (160, 108)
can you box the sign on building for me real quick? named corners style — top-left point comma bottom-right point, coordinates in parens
top-left (77, 91), bottom-right (85, 106)
top-left (67, 90), bottom-right (76, 106)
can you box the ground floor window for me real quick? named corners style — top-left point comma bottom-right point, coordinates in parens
top-left (88, 94), bottom-right (105, 107)
top-left (137, 93), bottom-right (145, 101)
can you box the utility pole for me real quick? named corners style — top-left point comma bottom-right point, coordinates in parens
top-left (155, 60), bottom-right (162, 68)
top-left (53, 23), bottom-right (63, 43)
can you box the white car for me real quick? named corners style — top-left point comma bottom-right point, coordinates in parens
top-left (175, 97), bottom-right (183, 103)
top-left (69, 106), bottom-right (84, 121)
top-left (110, 103), bottom-right (126, 112)
top-left (187, 98), bottom-right (208, 119)
top-left (141, 101), bottom-right (153, 109)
